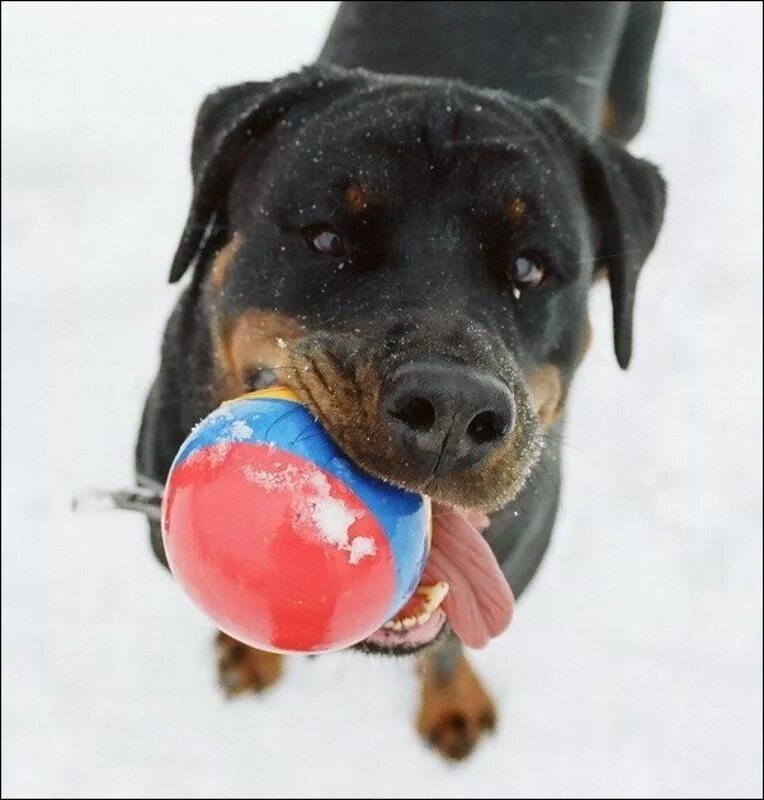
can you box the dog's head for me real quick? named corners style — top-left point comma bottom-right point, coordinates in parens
top-left (171, 65), bottom-right (665, 513)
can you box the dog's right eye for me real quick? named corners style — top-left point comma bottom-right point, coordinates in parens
top-left (303, 224), bottom-right (346, 257)
top-left (509, 252), bottom-right (547, 290)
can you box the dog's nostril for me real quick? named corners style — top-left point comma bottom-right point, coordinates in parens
top-left (467, 410), bottom-right (508, 445)
top-left (391, 397), bottom-right (436, 432)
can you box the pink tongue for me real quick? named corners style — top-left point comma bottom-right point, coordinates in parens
top-left (423, 504), bottom-right (515, 649)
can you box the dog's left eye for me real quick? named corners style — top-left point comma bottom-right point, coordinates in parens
top-left (303, 224), bottom-right (346, 257)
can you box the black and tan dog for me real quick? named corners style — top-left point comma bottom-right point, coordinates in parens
top-left (137, 1), bottom-right (665, 760)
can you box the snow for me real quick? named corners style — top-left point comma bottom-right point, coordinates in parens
top-left (229, 420), bottom-right (253, 440)
top-left (243, 462), bottom-right (320, 494)
top-left (309, 495), bottom-right (358, 547)
top-left (242, 462), bottom-right (370, 562)
top-left (1, 2), bottom-right (762, 798)
top-left (242, 463), bottom-right (285, 491)
top-left (207, 441), bottom-right (232, 468)
top-left (348, 536), bottom-right (376, 566)
top-left (307, 492), bottom-right (373, 564)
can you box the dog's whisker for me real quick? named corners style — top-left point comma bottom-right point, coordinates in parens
top-left (289, 419), bottom-right (321, 446)
top-left (289, 429), bottom-right (328, 445)
top-left (569, 248), bottom-right (642, 269)
top-left (542, 428), bottom-right (600, 453)
top-left (262, 404), bottom-right (304, 439)
top-left (268, 363), bottom-right (300, 373)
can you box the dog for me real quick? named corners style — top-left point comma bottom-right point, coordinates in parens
top-left (136, 1), bottom-right (665, 761)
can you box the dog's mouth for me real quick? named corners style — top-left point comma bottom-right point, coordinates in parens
top-left (360, 583), bottom-right (450, 654)
top-left (359, 504), bottom-right (515, 655)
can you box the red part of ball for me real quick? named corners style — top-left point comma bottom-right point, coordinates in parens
top-left (162, 442), bottom-right (397, 653)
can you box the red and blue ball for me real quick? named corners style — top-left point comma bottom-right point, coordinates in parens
top-left (161, 387), bottom-right (431, 653)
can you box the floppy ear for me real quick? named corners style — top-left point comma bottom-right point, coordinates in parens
top-left (581, 137), bottom-right (667, 368)
top-left (536, 102), bottom-right (666, 368)
top-left (169, 65), bottom-right (353, 284)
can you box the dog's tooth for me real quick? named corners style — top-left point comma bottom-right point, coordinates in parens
top-left (416, 581), bottom-right (449, 613)
top-left (382, 582), bottom-right (449, 631)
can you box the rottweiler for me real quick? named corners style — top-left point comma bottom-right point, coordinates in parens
top-left (136, 1), bottom-right (666, 761)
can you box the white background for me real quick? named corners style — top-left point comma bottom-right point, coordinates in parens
top-left (2, 2), bottom-right (762, 797)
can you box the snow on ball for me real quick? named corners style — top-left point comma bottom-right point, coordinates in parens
top-left (161, 387), bottom-right (431, 654)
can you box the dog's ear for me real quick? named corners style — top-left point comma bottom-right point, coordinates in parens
top-left (537, 102), bottom-right (667, 369)
top-left (581, 136), bottom-right (667, 368)
top-left (169, 65), bottom-right (354, 284)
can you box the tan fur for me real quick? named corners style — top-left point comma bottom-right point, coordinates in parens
top-left (211, 310), bottom-right (304, 400)
top-left (292, 345), bottom-right (399, 472)
top-left (215, 632), bottom-right (283, 697)
top-left (528, 364), bottom-right (564, 426)
top-left (208, 234), bottom-right (242, 291)
top-left (345, 185), bottom-right (371, 214)
top-left (507, 195), bottom-right (528, 227)
top-left (581, 316), bottom-right (593, 361)
top-left (601, 97), bottom-right (619, 138)
top-left (416, 652), bottom-right (497, 761)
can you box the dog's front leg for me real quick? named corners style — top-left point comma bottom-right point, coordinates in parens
top-left (416, 633), bottom-right (497, 760)
top-left (216, 632), bottom-right (284, 697)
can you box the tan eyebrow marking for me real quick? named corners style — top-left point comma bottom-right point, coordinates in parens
top-left (209, 233), bottom-right (242, 291)
top-left (506, 196), bottom-right (528, 227)
top-left (345, 185), bottom-right (371, 214)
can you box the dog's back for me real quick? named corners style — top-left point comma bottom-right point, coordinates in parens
top-left (320, 1), bottom-right (662, 140)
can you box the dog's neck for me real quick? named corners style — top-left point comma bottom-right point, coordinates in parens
top-left (319, 1), bottom-right (629, 135)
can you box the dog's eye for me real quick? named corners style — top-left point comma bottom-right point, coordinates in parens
top-left (303, 224), bottom-right (345, 257)
top-left (510, 253), bottom-right (547, 289)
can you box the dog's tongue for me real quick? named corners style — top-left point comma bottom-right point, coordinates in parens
top-left (423, 504), bottom-right (514, 649)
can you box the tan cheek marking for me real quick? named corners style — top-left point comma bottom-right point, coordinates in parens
top-left (507, 196), bottom-right (527, 227)
top-left (601, 98), bottom-right (618, 137)
top-left (209, 233), bottom-right (242, 291)
top-left (528, 365), bottom-right (563, 426)
top-left (345, 185), bottom-right (370, 214)
top-left (215, 310), bottom-right (304, 399)
top-left (579, 315), bottom-right (593, 363)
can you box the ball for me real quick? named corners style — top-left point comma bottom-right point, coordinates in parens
top-left (161, 387), bottom-right (431, 653)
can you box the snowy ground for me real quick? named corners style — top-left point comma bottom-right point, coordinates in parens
top-left (2, 2), bottom-right (762, 797)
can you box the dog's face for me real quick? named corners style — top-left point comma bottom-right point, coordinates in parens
top-left (171, 66), bottom-right (665, 513)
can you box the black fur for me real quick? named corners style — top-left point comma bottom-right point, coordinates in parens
top-left (137, 2), bottom-right (665, 654)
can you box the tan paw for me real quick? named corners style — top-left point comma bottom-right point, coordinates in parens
top-left (215, 631), bottom-right (284, 697)
top-left (416, 652), bottom-right (497, 761)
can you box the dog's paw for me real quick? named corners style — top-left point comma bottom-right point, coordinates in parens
top-left (416, 653), bottom-right (497, 761)
top-left (215, 631), bottom-right (284, 697)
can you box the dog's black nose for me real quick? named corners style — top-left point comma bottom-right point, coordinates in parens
top-left (382, 363), bottom-right (515, 476)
